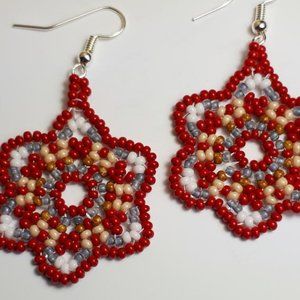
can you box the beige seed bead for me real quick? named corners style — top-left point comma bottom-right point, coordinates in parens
top-left (265, 109), bottom-right (276, 119)
top-left (100, 231), bottom-right (109, 243)
top-left (232, 183), bottom-right (243, 193)
top-left (268, 102), bottom-right (279, 110)
top-left (284, 109), bottom-right (294, 121)
top-left (222, 115), bottom-right (232, 126)
top-left (228, 191), bottom-right (239, 201)
top-left (18, 177), bottom-right (28, 187)
top-left (293, 142), bottom-right (300, 155)
top-left (45, 239), bottom-right (57, 247)
top-left (233, 107), bottom-right (246, 118)
top-left (81, 239), bottom-right (93, 249)
top-left (44, 154), bottom-right (56, 163)
top-left (113, 199), bottom-right (122, 210)
top-left (29, 225), bottom-right (40, 237)
top-left (121, 202), bottom-right (132, 212)
top-left (196, 150), bottom-right (206, 161)
top-left (57, 139), bottom-right (68, 149)
top-left (205, 148), bottom-right (214, 161)
top-left (40, 145), bottom-right (50, 157)
top-left (264, 186), bottom-right (274, 196)
top-left (37, 220), bottom-right (49, 230)
top-left (57, 149), bottom-right (69, 159)
top-left (284, 184), bottom-right (294, 195)
top-left (198, 133), bottom-right (208, 142)
top-left (115, 185), bottom-right (124, 197)
top-left (107, 152), bottom-right (117, 163)
top-left (92, 142), bottom-right (102, 151)
top-left (27, 180), bottom-right (36, 192)
top-left (16, 195), bottom-right (25, 206)
top-left (207, 134), bottom-right (217, 145)
top-left (92, 225), bottom-right (104, 234)
top-left (293, 156), bottom-right (300, 167)
top-left (80, 230), bottom-right (92, 240)
top-left (89, 151), bottom-right (100, 161)
top-left (123, 184), bottom-right (133, 195)
top-left (232, 99), bottom-right (244, 107)
top-left (275, 177), bottom-right (288, 189)
top-left (276, 116), bottom-right (288, 126)
top-left (266, 196), bottom-right (277, 205)
top-left (208, 186), bottom-right (218, 196)
top-left (25, 192), bottom-right (34, 203)
top-left (99, 159), bottom-right (111, 168)
top-left (49, 229), bottom-right (60, 240)
top-left (213, 179), bottom-right (224, 190)
top-left (217, 106), bottom-right (226, 117)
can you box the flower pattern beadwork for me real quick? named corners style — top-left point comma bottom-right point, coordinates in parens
top-left (169, 42), bottom-right (300, 239)
top-left (0, 74), bottom-right (158, 285)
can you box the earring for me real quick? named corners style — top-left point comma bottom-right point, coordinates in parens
top-left (0, 6), bottom-right (158, 285)
top-left (169, 0), bottom-right (299, 240)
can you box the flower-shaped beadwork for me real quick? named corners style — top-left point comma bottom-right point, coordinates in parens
top-left (169, 42), bottom-right (300, 239)
top-left (0, 74), bottom-right (158, 284)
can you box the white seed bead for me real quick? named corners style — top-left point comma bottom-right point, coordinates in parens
top-left (11, 150), bottom-right (21, 159)
top-left (61, 264), bottom-right (70, 274)
top-left (130, 230), bottom-right (141, 241)
top-left (237, 211), bottom-right (247, 223)
top-left (76, 116), bottom-right (85, 127)
top-left (11, 159), bottom-right (22, 168)
top-left (245, 78), bottom-right (256, 90)
top-left (69, 260), bottom-right (78, 272)
top-left (133, 165), bottom-right (146, 174)
top-left (195, 103), bottom-right (204, 114)
top-left (0, 215), bottom-right (12, 224)
top-left (261, 78), bottom-right (271, 89)
top-left (54, 257), bottom-right (65, 268)
top-left (252, 211), bottom-right (262, 224)
top-left (68, 119), bottom-right (77, 131)
top-left (187, 114), bottom-right (198, 123)
top-left (244, 216), bottom-right (255, 228)
top-left (186, 182), bottom-right (197, 193)
top-left (182, 168), bottom-right (194, 177)
top-left (18, 147), bottom-right (29, 158)
top-left (254, 73), bottom-right (263, 85)
top-left (186, 105), bottom-right (196, 114)
top-left (180, 176), bottom-right (191, 186)
top-left (81, 123), bottom-right (91, 134)
top-left (127, 152), bottom-right (138, 164)
top-left (130, 222), bottom-right (142, 231)
top-left (122, 231), bottom-right (132, 244)
top-left (135, 156), bottom-right (146, 165)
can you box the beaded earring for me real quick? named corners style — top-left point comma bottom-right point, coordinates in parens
top-left (169, 0), bottom-right (300, 240)
top-left (0, 7), bottom-right (158, 285)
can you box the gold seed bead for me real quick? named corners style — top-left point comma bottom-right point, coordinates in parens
top-left (214, 153), bottom-right (223, 164)
top-left (56, 224), bottom-right (67, 233)
top-left (257, 180), bottom-right (268, 189)
top-left (41, 211), bottom-right (51, 221)
top-left (284, 140), bottom-right (293, 150)
top-left (92, 215), bottom-right (102, 226)
top-left (83, 156), bottom-right (93, 166)
top-left (284, 158), bottom-right (292, 168)
top-left (75, 224), bottom-right (85, 233)
top-left (106, 182), bottom-right (115, 192)
top-left (217, 171), bottom-right (227, 181)
top-left (226, 122), bottom-right (235, 132)
top-left (275, 124), bottom-right (284, 135)
top-left (103, 201), bottom-right (112, 211)
top-left (242, 114), bottom-right (251, 122)
top-left (33, 196), bottom-right (42, 206)
top-left (47, 162), bottom-right (56, 172)
top-left (64, 157), bottom-right (74, 165)
top-left (274, 169), bottom-right (285, 179)
top-left (36, 178), bottom-right (46, 187)
top-left (260, 115), bottom-right (269, 123)
top-left (98, 166), bottom-right (107, 177)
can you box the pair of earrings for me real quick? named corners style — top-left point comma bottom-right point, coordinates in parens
top-left (0, 0), bottom-right (299, 285)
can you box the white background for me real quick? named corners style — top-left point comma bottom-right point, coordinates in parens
top-left (0, 0), bottom-right (300, 299)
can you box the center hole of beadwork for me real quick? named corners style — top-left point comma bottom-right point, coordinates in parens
top-left (63, 183), bottom-right (86, 206)
top-left (243, 140), bottom-right (264, 162)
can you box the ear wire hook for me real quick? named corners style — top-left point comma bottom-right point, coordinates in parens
top-left (13, 6), bottom-right (126, 39)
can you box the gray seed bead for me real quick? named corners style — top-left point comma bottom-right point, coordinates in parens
top-left (107, 236), bottom-right (115, 246)
top-left (42, 195), bottom-right (51, 206)
top-left (130, 207), bottom-right (140, 216)
top-left (33, 143), bottom-right (41, 152)
top-left (211, 100), bottom-right (219, 111)
top-left (93, 173), bottom-right (103, 182)
top-left (130, 215), bottom-right (139, 222)
top-left (227, 200), bottom-right (242, 213)
top-left (44, 246), bottom-right (55, 256)
top-left (231, 128), bottom-right (241, 138)
top-left (66, 164), bottom-right (77, 173)
top-left (87, 208), bottom-right (97, 218)
top-left (135, 174), bottom-right (145, 181)
top-left (132, 180), bottom-right (141, 190)
top-left (91, 133), bottom-right (102, 142)
top-left (115, 236), bottom-right (123, 246)
top-left (260, 210), bottom-right (269, 220)
top-left (11, 173), bottom-right (21, 182)
top-left (269, 92), bottom-right (279, 101)
top-left (98, 184), bottom-right (106, 193)
top-left (48, 253), bottom-right (58, 264)
top-left (78, 165), bottom-right (87, 174)
top-left (202, 100), bottom-right (211, 110)
top-left (270, 131), bottom-right (279, 141)
top-left (264, 205), bottom-right (273, 213)
top-left (293, 106), bottom-right (300, 117)
top-left (275, 157), bottom-right (285, 165)
top-left (51, 170), bottom-right (61, 180)
top-left (239, 83), bottom-right (248, 92)
top-left (224, 137), bottom-right (234, 148)
top-left (21, 230), bottom-right (31, 241)
top-left (275, 140), bottom-right (284, 150)
top-left (95, 196), bottom-right (105, 205)
top-left (222, 151), bottom-right (231, 163)
top-left (191, 130), bottom-right (200, 137)
top-left (48, 207), bottom-right (57, 216)
top-left (61, 216), bottom-right (71, 226)
top-left (121, 150), bottom-right (129, 159)
top-left (73, 216), bottom-right (83, 225)
top-left (25, 143), bottom-right (34, 152)
top-left (245, 120), bottom-right (256, 130)
top-left (87, 127), bottom-right (97, 135)
top-left (242, 168), bottom-right (252, 178)
top-left (44, 180), bottom-right (55, 190)
top-left (64, 127), bottom-right (73, 138)
top-left (234, 91), bottom-right (244, 98)
top-left (74, 253), bottom-right (84, 263)
top-left (192, 188), bottom-right (202, 198)
top-left (1, 206), bottom-right (11, 215)
top-left (291, 191), bottom-right (300, 201)
top-left (255, 171), bottom-right (264, 181)
top-left (13, 228), bottom-right (23, 238)
top-left (201, 189), bottom-right (209, 199)
top-left (114, 148), bottom-right (123, 157)
top-left (9, 167), bottom-right (19, 175)
top-left (269, 163), bottom-right (279, 172)
top-left (257, 122), bottom-right (267, 131)
top-left (187, 123), bottom-right (197, 131)
top-left (184, 161), bottom-right (193, 168)
top-left (225, 166), bottom-right (235, 176)
top-left (7, 199), bottom-right (16, 209)
top-left (57, 132), bottom-right (67, 140)
top-left (81, 249), bottom-right (91, 258)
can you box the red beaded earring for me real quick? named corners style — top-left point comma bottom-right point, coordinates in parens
top-left (0, 7), bottom-right (158, 285)
top-left (169, 0), bottom-right (300, 240)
